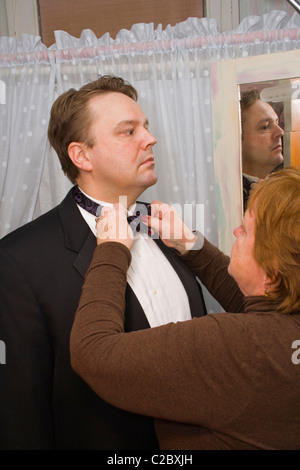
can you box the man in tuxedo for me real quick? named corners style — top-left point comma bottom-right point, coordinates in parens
top-left (240, 88), bottom-right (284, 211)
top-left (0, 75), bottom-right (206, 449)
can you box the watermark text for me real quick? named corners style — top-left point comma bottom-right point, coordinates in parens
top-left (291, 340), bottom-right (300, 365)
top-left (0, 340), bottom-right (6, 364)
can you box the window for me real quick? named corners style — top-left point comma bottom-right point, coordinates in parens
top-left (38, 0), bottom-right (204, 47)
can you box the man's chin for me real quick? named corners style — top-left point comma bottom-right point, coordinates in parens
top-left (274, 153), bottom-right (284, 163)
top-left (273, 157), bottom-right (284, 171)
top-left (146, 172), bottom-right (158, 187)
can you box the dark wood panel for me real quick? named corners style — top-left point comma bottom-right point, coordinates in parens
top-left (38, 0), bottom-right (204, 47)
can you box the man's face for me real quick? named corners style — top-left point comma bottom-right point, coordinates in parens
top-left (242, 99), bottom-right (284, 178)
top-left (85, 92), bottom-right (157, 202)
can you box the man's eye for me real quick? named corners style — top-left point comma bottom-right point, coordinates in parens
top-left (125, 129), bottom-right (134, 135)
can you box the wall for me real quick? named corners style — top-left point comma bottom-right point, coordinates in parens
top-left (0, 0), bottom-right (250, 42)
top-left (38, 0), bottom-right (204, 47)
top-left (1, 0), bottom-right (298, 43)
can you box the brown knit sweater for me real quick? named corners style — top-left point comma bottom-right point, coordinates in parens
top-left (70, 239), bottom-right (300, 450)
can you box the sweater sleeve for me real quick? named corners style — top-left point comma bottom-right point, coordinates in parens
top-left (180, 236), bottom-right (244, 313)
top-left (70, 242), bottom-right (256, 428)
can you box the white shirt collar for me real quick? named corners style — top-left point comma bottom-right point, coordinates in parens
top-left (243, 173), bottom-right (259, 183)
top-left (78, 186), bottom-right (136, 216)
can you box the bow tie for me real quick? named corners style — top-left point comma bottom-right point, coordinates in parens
top-left (72, 185), bottom-right (151, 236)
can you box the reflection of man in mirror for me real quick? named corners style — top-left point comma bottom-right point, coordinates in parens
top-left (240, 89), bottom-right (284, 210)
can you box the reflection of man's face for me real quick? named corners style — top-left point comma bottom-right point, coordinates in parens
top-left (242, 99), bottom-right (284, 179)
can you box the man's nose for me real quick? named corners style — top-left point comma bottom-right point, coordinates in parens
top-left (273, 123), bottom-right (284, 138)
top-left (144, 130), bottom-right (157, 148)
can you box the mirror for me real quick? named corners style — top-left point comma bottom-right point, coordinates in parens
top-left (240, 77), bottom-right (300, 212)
top-left (211, 49), bottom-right (300, 255)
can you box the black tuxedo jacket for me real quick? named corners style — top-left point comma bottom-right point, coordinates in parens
top-left (0, 188), bottom-right (206, 449)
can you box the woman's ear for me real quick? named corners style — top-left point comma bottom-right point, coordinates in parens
top-left (263, 271), bottom-right (280, 295)
top-left (68, 142), bottom-right (93, 172)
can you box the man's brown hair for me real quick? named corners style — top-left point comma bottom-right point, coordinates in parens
top-left (239, 88), bottom-right (261, 133)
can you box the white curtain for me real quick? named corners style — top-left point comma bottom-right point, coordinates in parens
top-left (1, 10), bottom-right (300, 243)
top-left (0, 36), bottom-right (55, 234)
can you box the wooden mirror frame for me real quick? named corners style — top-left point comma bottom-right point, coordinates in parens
top-left (211, 49), bottom-right (300, 255)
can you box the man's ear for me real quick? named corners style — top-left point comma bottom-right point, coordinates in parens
top-left (68, 142), bottom-right (93, 172)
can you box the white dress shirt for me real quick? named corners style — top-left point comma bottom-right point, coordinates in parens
top-left (76, 191), bottom-right (192, 327)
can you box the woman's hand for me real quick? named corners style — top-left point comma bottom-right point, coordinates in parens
top-left (96, 203), bottom-right (134, 251)
top-left (141, 201), bottom-right (197, 254)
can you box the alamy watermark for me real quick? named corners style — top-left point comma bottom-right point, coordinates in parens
top-left (1, 340), bottom-right (299, 366)
top-left (0, 340), bottom-right (6, 364)
top-left (291, 340), bottom-right (300, 365)
top-left (97, 197), bottom-right (205, 249)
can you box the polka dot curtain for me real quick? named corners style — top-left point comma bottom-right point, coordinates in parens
top-left (0, 36), bottom-right (55, 236)
top-left (1, 11), bottom-right (300, 246)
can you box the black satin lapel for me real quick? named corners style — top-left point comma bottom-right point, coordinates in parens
top-left (58, 187), bottom-right (97, 278)
top-left (73, 231), bottom-right (97, 278)
top-left (59, 188), bottom-right (91, 251)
